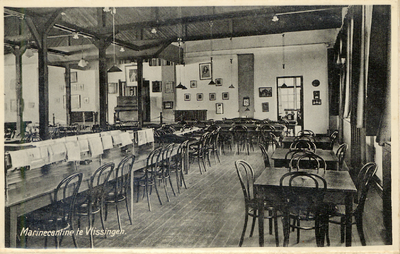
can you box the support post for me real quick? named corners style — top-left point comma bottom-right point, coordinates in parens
top-left (137, 58), bottom-right (143, 128)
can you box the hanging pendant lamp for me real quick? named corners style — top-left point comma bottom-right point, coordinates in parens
top-left (208, 21), bottom-right (216, 85)
top-left (175, 37), bottom-right (187, 89)
top-left (108, 8), bottom-right (122, 73)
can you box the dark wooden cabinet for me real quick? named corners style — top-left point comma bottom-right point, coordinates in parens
top-left (174, 110), bottom-right (207, 122)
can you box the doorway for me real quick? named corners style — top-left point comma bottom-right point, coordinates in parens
top-left (276, 76), bottom-right (304, 132)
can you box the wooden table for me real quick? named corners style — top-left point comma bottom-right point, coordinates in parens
top-left (271, 148), bottom-right (339, 170)
top-left (281, 136), bottom-right (332, 150)
top-left (254, 167), bottom-right (357, 247)
top-left (4, 142), bottom-right (154, 248)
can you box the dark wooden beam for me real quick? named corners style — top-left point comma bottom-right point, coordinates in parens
top-left (64, 65), bottom-right (72, 125)
top-left (137, 58), bottom-right (143, 129)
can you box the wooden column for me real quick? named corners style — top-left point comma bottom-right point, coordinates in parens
top-left (12, 46), bottom-right (26, 138)
top-left (137, 58), bottom-right (143, 128)
top-left (64, 65), bottom-right (71, 125)
top-left (94, 39), bottom-right (111, 129)
top-left (37, 36), bottom-right (50, 140)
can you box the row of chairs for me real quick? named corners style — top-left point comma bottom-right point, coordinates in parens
top-left (21, 155), bottom-right (136, 248)
top-left (188, 129), bottom-right (220, 174)
top-left (134, 141), bottom-right (189, 211)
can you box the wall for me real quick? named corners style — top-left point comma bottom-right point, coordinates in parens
top-left (178, 30), bottom-right (336, 133)
top-left (4, 53), bottom-right (39, 124)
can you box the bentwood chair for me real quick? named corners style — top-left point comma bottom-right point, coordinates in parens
top-left (75, 162), bottom-right (115, 247)
top-left (235, 160), bottom-right (280, 247)
top-left (133, 147), bottom-right (163, 211)
top-left (23, 172), bottom-right (83, 248)
top-left (292, 152), bottom-right (327, 173)
top-left (326, 162), bottom-right (378, 246)
top-left (188, 132), bottom-right (209, 174)
top-left (280, 171), bottom-right (328, 247)
top-left (104, 155), bottom-right (136, 230)
top-left (329, 130), bottom-right (339, 149)
top-left (231, 125), bottom-right (251, 155)
top-left (336, 143), bottom-right (348, 170)
top-left (259, 143), bottom-right (271, 168)
top-left (170, 140), bottom-right (189, 193)
top-left (289, 139), bottom-right (316, 153)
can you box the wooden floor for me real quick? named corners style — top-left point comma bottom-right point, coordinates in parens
top-left (23, 146), bottom-right (388, 249)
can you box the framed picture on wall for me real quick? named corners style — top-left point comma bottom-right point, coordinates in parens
top-left (199, 63), bottom-right (212, 80)
top-left (190, 80), bottom-right (197, 88)
top-left (215, 78), bottom-right (223, 86)
top-left (125, 86), bottom-right (137, 96)
top-left (262, 102), bottom-right (269, 112)
top-left (216, 103), bottom-right (224, 114)
top-left (197, 93), bottom-right (203, 101)
top-left (125, 65), bottom-right (138, 86)
top-left (108, 83), bottom-right (117, 94)
top-left (259, 87), bottom-right (272, 97)
top-left (152, 81), bottom-right (162, 92)
top-left (222, 92), bottom-right (229, 100)
top-left (71, 72), bottom-right (78, 83)
top-left (209, 93), bottom-right (216, 101)
top-left (163, 101), bottom-right (173, 109)
top-left (184, 93), bottom-right (191, 101)
top-left (165, 81), bottom-right (174, 93)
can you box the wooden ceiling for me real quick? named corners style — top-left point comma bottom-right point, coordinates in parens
top-left (4, 6), bottom-right (346, 63)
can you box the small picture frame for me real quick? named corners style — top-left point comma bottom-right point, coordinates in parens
top-left (243, 97), bottom-right (250, 107)
top-left (209, 93), bottom-right (216, 101)
top-left (312, 99), bottom-right (322, 105)
top-left (259, 87), bottom-right (272, 97)
top-left (199, 63), bottom-right (212, 80)
top-left (125, 65), bottom-right (138, 86)
top-left (163, 101), bottom-right (173, 109)
top-left (184, 93), bottom-right (191, 101)
top-left (190, 80), bottom-right (197, 88)
top-left (71, 72), bottom-right (78, 83)
top-left (197, 93), bottom-right (203, 101)
top-left (216, 103), bottom-right (224, 114)
top-left (262, 102), bottom-right (269, 112)
top-left (222, 92), bottom-right (229, 100)
top-left (165, 81), bottom-right (174, 93)
top-left (83, 97), bottom-right (90, 104)
top-left (79, 84), bottom-right (85, 91)
top-left (215, 78), bottom-right (223, 86)
top-left (313, 90), bottom-right (320, 99)
top-left (125, 86), bottom-right (137, 96)
top-left (108, 83), bottom-right (117, 94)
top-left (152, 81), bottom-right (162, 92)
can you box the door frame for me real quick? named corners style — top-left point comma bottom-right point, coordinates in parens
top-left (276, 75), bottom-right (304, 131)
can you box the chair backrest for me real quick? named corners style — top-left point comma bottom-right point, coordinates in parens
top-left (89, 162), bottom-right (115, 200)
top-left (280, 171), bottom-right (327, 213)
top-left (336, 143), bottom-right (348, 168)
top-left (235, 160), bottom-right (255, 202)
top-left (53, 172), bottom-right (83, 222)
top-left (293, 152), bottom-right (326, 173)
top-left (146, 147), bottom-right (163, 176)
top-left (259, 143), bottom-right (271, 168)
top-left (290, 139), bottom-right (316, 153)
top-left (113, 154), bottom-right (136, 196)
top-left (355, 162), bottom-right (378, 214)
top-left (297, 129), bottom-right (315, 137)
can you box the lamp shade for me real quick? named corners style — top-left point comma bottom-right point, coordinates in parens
top-left (107, 65), bottom-right (122, 72)
top-left (176, 83), bottom-right (187, 89)
top-left (78, 58), bottom-right (87, 68)
top-left (208, 80), bottom-right (216, 85)
top-left (25, 48), bottom-right (34, 58)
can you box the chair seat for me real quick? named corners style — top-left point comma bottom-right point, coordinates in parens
top-left (75, 201), bottom-right (101, 215)
top-left (106, 192), bottom-right (126, 203)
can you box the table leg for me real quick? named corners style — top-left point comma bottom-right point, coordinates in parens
top-left (258, 196), bottom-right (264, 247)
top-left (5, 206), bottom-right (18, 247)
top-left (345, 194), bottom-right (352, 246)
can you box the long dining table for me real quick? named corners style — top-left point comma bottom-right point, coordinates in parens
top-left (4, 140), bottom-right (155, 248)
top-left (254, 167), bottom-right (357, 247)
top-left (271, 148), bottom-right (339, 170)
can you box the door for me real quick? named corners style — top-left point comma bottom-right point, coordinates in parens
top-left (276, 76), bottom-right (304, 132)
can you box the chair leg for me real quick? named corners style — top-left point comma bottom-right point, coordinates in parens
top-left (175, 169), bottom-right (181, 194)
top-left (269, 209), bottom-right (273, 235)
top-left (99, 204), bottom-right (107, 239)
top-left (249, 210), bottom-right (257, 237)
top-left (239, 210), bottom-right (249, 247)
top-left (168, 175), bottom-right (176, 197)
top-left (355, 213), bottom-right (366, 246)
top-left (145, 182), bottom-right (152, 211)
top-left (180, 170), bottom-right (187, 189)
top-left (115, 203), bottom-right (122, 231)
top-left (340, 216), bottom-right (345, 243)
top-left (153, 178), bottom-right (163, 206)
top-left (124, 194), bottom-right (133, 225)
